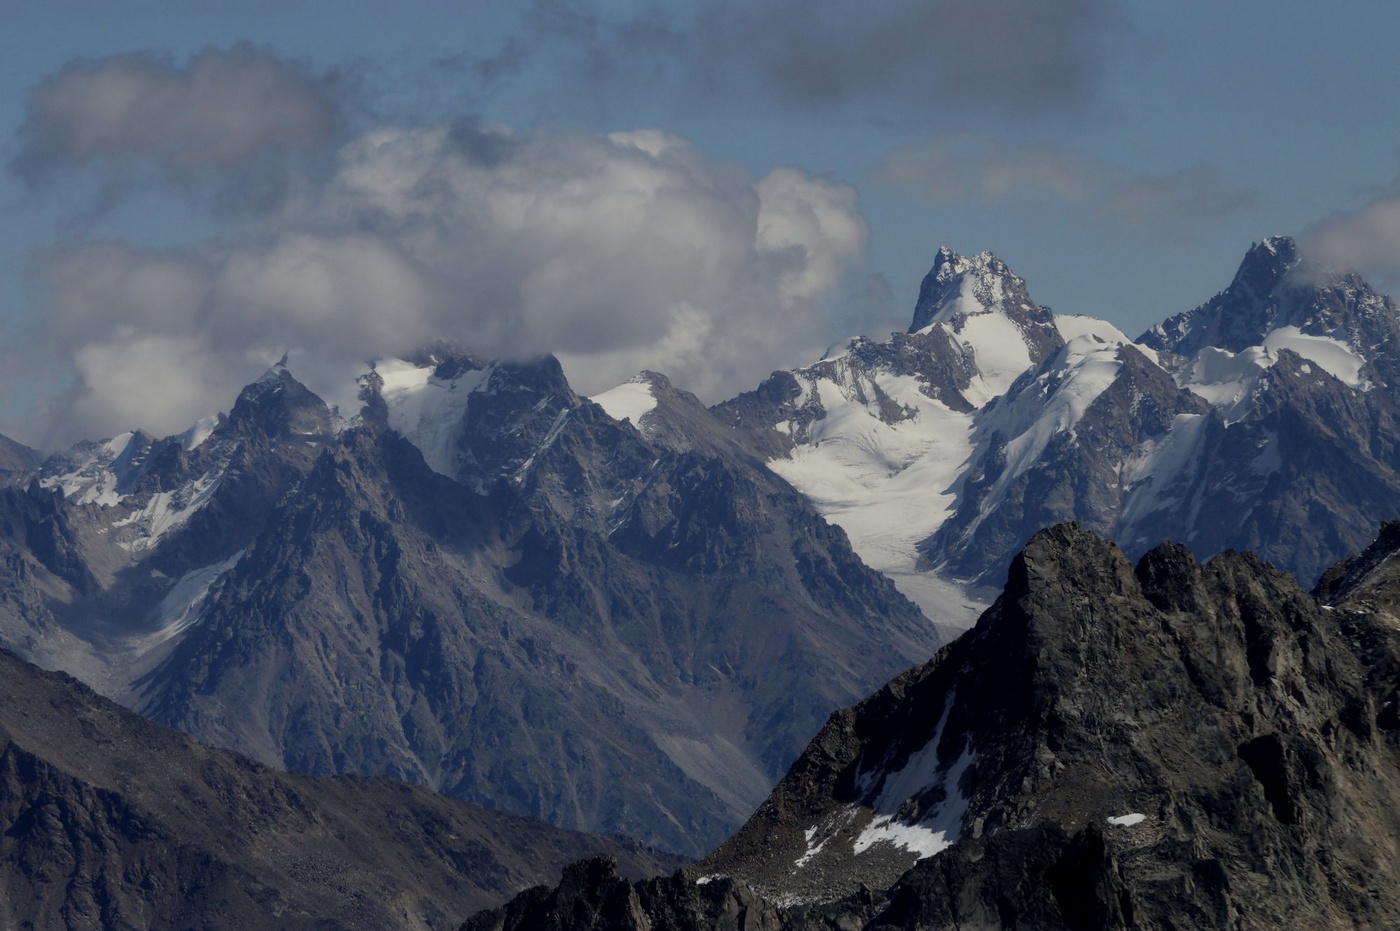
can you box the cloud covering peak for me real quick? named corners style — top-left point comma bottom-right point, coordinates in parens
top-left (23, 118), bottom-right (871, 446)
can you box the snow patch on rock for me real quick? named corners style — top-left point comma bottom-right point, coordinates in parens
top-left (113, 467), bottom-right (226, 553)
top-left (42, 433), bottom-right (143, 507)
top-left (1262, 326), bottom-right (1366, 387)
top-left (591, 376), bottom-right (658, 427)
top-left (1178, 327), bottom-right (1368, 422)
top-left (1179, 346), bottom-right (1270, 423)
top-left (179, 416), bottom-right (221, 452)
top-left (377, 357), bottom-right (491, 479)
top-left (851, 690), bottom-right (974, 861)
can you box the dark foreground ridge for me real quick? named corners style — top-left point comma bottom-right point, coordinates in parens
top-left (0, 648), bottom-right (681, 930)
top-left (466, 522), bottom-right (1400, 930)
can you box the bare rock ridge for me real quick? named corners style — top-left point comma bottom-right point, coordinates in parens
top-left (468, 522), bottom-right (1400, 930)
top-left (0, 646), bottom-right (681, 930)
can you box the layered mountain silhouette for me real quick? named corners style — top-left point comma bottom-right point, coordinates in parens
top-left (0, 646), bottom-right (679, 930)
top-left (468, 522), bottom-right (1400, 929)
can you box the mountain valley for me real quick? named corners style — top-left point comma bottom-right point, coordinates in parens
top-left (0, 646), bottom-right (681, 929)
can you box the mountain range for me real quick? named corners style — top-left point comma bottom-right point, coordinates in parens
top-left (3, 231), bottom-right (1400, 892)
top-left (718, 235), bottom-right (1400, 616)
top-left (0, 350), bottom-right (934, 857)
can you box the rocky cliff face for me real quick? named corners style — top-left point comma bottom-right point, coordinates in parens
top-left (0, 647), bottom-right (681, 931)
top-left (0, 434), bottom-right (41, 484)
top-left (469, 523), bottom-right (1400, 929)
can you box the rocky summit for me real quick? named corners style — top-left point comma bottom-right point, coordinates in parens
top-left (468, 523), bottom-right (1400, 930)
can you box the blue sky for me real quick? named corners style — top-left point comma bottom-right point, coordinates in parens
top-left (3, 1), bottom-right (1400, 446)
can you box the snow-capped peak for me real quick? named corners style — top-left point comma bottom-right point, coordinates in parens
top-left (903, 248), bottom-right (1064, 405)
top-left (258, 353), bottom-right (292, 383)
top-left (178, 415), bottom-right (222, 452)
top-left (1140, 235), bottom-right (1394, 402)
top-left (910, 247), bottom-right (1025, 333)
top-left (39, 431), bottom-right (154, 506)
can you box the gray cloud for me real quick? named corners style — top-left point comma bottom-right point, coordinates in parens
top-left (877, 139), bottom-right (1256, 231)
top-left (23, 125), bottom-right (871, 445)
top-left (14, 45), bottom-right (345, 183)
top-left (459, 0), bottom-right (1125, 120)
top-left (1301, 194), bottom-right (1400, 283)
top-left (725, 0), bottom-right (1120, 111)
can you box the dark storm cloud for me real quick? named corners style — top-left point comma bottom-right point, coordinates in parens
top-left (14, 45), bottom-right (345, 183)
top-left (709, 0), bottom-right (1121, 111)
top-left (446, 118), bottom-right (523, 167)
